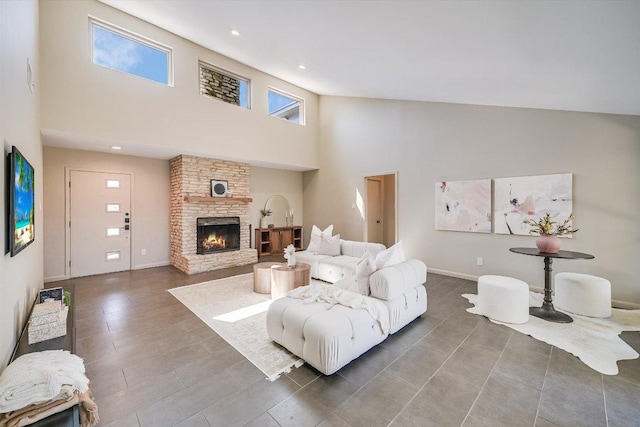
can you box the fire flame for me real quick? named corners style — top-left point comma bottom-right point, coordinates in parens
top-left (202, 233), bottom-right (226, 250)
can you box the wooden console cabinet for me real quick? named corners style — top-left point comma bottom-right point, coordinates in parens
top-left (256, 226), bottom-right (303, 258)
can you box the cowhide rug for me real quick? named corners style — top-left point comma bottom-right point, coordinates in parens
top-left (462, 292), bottom-right (640, 375)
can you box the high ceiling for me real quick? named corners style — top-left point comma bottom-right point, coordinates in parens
top-left (100, 0), bottom-right (640, 116)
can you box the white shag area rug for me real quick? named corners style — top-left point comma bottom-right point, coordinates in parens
top-left (462, 292), bottom-right (640, 375)
top-left (169, 273), bottom-right (303, 381)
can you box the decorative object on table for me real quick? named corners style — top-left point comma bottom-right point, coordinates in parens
top-left (63, 290), bottom-right (71, 307)
top-left (38, 287), bottom-right (63, 305)
top-left (434, 179), bottom-right (491, 233)
top-left (7, 145), bottom-right (35, 257)
top-left (225, 190), bottom-right (233, 198)
top-left (463, 292), bottom-right (640, 375)
top-left (285, 208), bottom-right (294, 227)
top-left (283, 244), bottom-right (297, 268)
top-left (28, 301), bottom-right (68, 344)
top-left (210, 179), bottom-right (228, 197)
top-left (0, 350), bottom-right (99, 426)
top-left (168, 274), bottom-right (306, 381)
top-left (494, 173), bottom-right (573, 236)
top-left (259, 208), bottom-right (271, 229)
top-left (523, 213), bottom-right (578, 254)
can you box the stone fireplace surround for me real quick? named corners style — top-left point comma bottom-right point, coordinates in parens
top-left (170, 155), bottom-right (257, 274)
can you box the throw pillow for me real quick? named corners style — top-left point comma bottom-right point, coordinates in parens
top-left (306, 224), bottom-right (334, 252)
top-left (355, 250), bottom-right (377, 295)
top-left (319, 233), bottom-right (341, 256)
top-left (374, 240), bottom-right (405, 270)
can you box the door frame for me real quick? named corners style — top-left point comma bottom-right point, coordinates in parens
top-left (64, 167), bottom-right (135, 280)
top-left (363, 170), bottom-right (398, 244)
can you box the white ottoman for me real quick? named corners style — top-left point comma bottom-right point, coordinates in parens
top-left (477, 275), bottom-right (529, 324)
top-left (554, 273), bottom-right (611, 318)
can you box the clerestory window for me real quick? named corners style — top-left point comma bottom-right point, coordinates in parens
top-left (90, 18), bottom-right (173, 85)
top-left (199, 62), bottom-right (250, 109)
top-left (268, 88), bottom-right (304, 125)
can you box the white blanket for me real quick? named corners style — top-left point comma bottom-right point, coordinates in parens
top-left (0, 350), bottom-right (89, 413)
top-left (288, 284), bottom-right (390, 335)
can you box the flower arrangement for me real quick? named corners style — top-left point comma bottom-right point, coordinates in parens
top-left (284, 244), bottom-right (297, 268)
top-left (523, 213), bottom-right (578, 236)
top-left (259, 209), bottom-right (272, 217)
top-left (283, 244), bottom-right (296, 258)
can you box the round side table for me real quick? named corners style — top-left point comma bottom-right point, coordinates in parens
top-left (509, 247), bottom-right (594, 323)
top-left (271, 263), bottom-right (311, 299)
top-left (253, 262), bottom-right (281, 294)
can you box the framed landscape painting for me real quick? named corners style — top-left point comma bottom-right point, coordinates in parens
top-left (435, 179), bottom-right (492, 233)
top-left (494, 173), bottom-right (573, 236)
top-left (9, 146), bottom-right (35, 256)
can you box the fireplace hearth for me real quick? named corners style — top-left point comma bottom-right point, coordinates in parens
top-left (197, 217), bottom-right (240, 255)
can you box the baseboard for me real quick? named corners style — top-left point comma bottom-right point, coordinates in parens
top-left (429, 269), bottom-right (640, 310)
top-left (44, 275), bottom-right (68, 283)
top-left (133, 261), bottom-right (171, 270)
top-left (611, 299), bottom-right (640, 310)
top-left (428, 268), bottom-right (478, 281)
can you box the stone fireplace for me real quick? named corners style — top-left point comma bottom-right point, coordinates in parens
top-left (170, 155), bottom-right (257, 274)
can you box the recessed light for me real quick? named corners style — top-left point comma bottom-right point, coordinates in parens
top-left (298, 64), bottom-right (307, 70)
top-left (111, 146), bottom-right (122, 150)
top-left (230, 29), bottom-right (241, 36)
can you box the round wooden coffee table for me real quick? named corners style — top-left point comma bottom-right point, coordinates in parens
top-left (253, 262), bottom-right (281, 294)
top-left (271, 263), bottom-right (311, 299)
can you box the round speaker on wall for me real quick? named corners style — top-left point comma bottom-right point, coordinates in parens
top-left (211, 180), bottom-right (228, 197)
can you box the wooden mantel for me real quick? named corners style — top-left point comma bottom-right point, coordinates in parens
top-left (183, 195), bottom-right (253, 203)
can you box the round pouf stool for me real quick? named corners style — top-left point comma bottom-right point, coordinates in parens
top-left (477, 275), bottom-right (529, 324)
top-left (554, 273), bottom-right (611, 318)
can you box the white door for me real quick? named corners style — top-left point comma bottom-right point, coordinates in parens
top-left (70, 171), bottom-right (131, 278)
top-left (366, 177), bottom-right (383, 244)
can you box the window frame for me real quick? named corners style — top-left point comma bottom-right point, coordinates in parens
top-left (267, 87), bottom-right (305, 125)
top-left (198, 60), bottom-right (251, 109)
top-left (89, 16), bottom-right (174, 86)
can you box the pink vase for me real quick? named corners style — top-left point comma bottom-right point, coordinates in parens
top-left (536, 235), bottom-right (561, 253)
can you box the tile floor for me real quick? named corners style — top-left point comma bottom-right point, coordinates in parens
top-left (55, 258), bottom-right (640, 427)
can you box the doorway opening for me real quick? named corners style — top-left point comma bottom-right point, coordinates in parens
top-left (364, 172), bottom-right (397, 247)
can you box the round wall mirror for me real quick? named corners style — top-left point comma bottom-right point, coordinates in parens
top-left (265, 195), bottom-right (291, 227)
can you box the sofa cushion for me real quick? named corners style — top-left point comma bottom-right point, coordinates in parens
top-left (380, 284), bottom-right (427, 334)
top-left (307, 224), bottom-right (333, 252)
top-left (317, 255), bottom-right (358, 283)
top-left (295, 251), bottom-right (333, 279)
top-left (369, 259), bottom-right (427, 301)
top-left (266, 291), bottom-right (388, 375)
top-left (340, 240), bottom-right (386, 258)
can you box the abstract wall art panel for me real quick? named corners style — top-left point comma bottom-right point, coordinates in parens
top-left (435, 179), bottom-right (492, 233)
top-left (494, 173), bottom-right (573, 236)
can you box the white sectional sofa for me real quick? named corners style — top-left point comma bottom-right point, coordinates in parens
top-left (267, 259), bottom-right (427, 375)
top-left (295, 240), bottom-right (387, 283)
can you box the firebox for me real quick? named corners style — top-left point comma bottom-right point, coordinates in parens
top-left (196, 217), bottom-right (240, 255)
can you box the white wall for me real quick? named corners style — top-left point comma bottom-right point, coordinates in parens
top-left (306, 96), bottom-right (640, 305)
top-left (0, 0), bottom-right (43, 369)
top-left (43, 147), bottom-right (171, 281)
top-left (249, 166), bottom-right (303, 247)
top-left (39, 0), bottom-right (319, 170)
